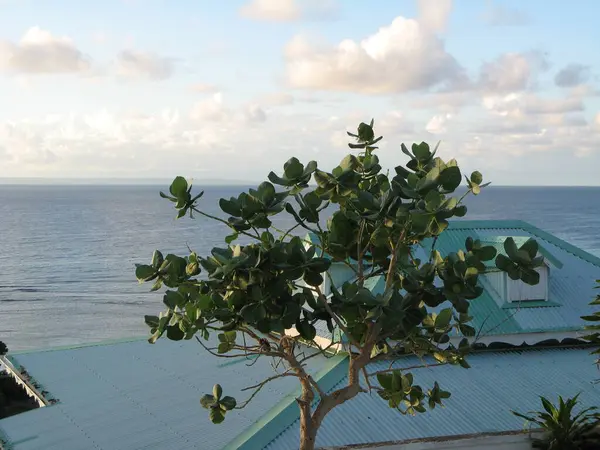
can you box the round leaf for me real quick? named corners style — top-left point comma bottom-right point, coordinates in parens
top-left (220, 396), bottom-right (237, 411)
top-left (169, 176), bottom-right (188, 198)
top-left (213, 384), bottom-right (223, 400)
top-left (209, 407), bottom-right (225, 424)
top-left (200, 394), bottom-right (216, 409)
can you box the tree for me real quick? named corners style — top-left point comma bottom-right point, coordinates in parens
top-left (582, 280), bottom-right (600, 364)
top-left (136, 120), bottom-right (543, 450)
top-left (0, 341), bottom-right (7, 357)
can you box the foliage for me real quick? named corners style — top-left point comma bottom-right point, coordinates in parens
top-left (581, 280), bottom-right (600, 364)
top-left (512, 394), bottom-right (600, 450)
top-left (0, 341), bottom-right (7, 356)
top-left (136, 120), bottom-right (543, 449)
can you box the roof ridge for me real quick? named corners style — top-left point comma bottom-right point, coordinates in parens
top-left (10, 336), bottom-right (147, 355)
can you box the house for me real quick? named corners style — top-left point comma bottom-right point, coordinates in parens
top-left (1, 220), bottom-right (599, 450)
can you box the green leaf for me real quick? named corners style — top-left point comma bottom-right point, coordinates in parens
top-left (439, 166), bottom-right (462, 191)
top-left (303, 270), bottom-right (324, 287)
top-left (163, 291), bottom-right (185, 309)
top-left (296, 320), bottom-right (317, 341)
top-left (520, 239), bottom-right (539, 260)
top-left (454, 205), bottom-right (467, 217)
top-left (166, 325), bottom-right (184, 341)
top-left (200, 394), bottom-right (216, 409)
top-left (284, 157), bottom-right (304, 179)
top-left (220, 396), bottom-right (237, 410)
top-left (477, 246), bottom-right (497, 261)
top-left (340, 154), bottom-right (358, 171)
top-left (169, 176), bottom-right (188, 198)
top-left (136, 265), bottom-right (156, 282)
top-left (504, 237), bottom-right (519, 260)
top-left (151, 250), bottom-right (164, 268)
top-left (144, 315), bottom-right (159, 329)
top-left (412, 142), bottom-right (431, 161)
top-left (213, 384), bottom-right (223, 400)
top-left (225, 232), bottom-right (239, 244)
top-left (495, 253), bottom-right (513, 271)
top-left (377, 373), bottom-right (393, 390)
top-left (435, 308), bottom-right (453, 328)
top-left (209, 407), bottom-right (225, 424)
top-left (470, 171), bottom-right (483, 185)
top-left (219, 198), bottom-right (241, 217)
top-left (521, 268), bottom-right (540, 285)
top-left (217, 342), bottom-right (231, 353)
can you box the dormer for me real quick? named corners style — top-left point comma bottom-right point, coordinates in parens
top-left (481, 236), bottom-right (563, 306)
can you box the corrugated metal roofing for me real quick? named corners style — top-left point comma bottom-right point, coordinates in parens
top-left (265, 347), bottom-right (600, 449)
top-left (0, 338), bottom-right (328, 450)
top-left (309, 220), bottom-right (599, 340)
top-left (455, 222), bottom-right (600, 334)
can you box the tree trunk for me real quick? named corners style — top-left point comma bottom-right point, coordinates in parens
top-left (299, 407), bottom-right (318, 450)
top-left (297, 380), bottom-right (317, 450)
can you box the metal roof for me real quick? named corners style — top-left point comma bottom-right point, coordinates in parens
top-left (436, 221), bottom-right (600, 335)
top-left (319, 220), bottom-right (599, 337)
top-left (264, 346), bottom-right (600, 449)
top-left (0, 337), bottom-right (331, 450)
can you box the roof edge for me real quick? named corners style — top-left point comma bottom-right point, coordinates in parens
top-left (449, 220), bottom-right (600, 267)
top-left (0, 425), bottom-right (13, 450)
top-left (0, 356), bottom-right (48, 408)
top-left (226, 353), bottom-right (349, 450)
top-left (318, 428), bottom-right (543, 449)
top-left (448, 219), bottom-right (532, 230)
top-left (523, 222), bottom-right (600, 268)
top-left (10, 335), bottom-right (148, 356)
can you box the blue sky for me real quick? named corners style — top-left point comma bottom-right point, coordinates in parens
top-left (0, 0), bottom-right (598, 185)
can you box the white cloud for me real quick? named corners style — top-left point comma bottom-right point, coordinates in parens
top-left (239, 0), bottom-right (337, 22)
top-left (426, 113), bottom-right (453, 134)
top-left (115, 50), bottom-right (174, 80)
top-left (417, 0), bottom-right (453, 33)
top-left (190, 83), bottom-right (220, 93)
top-left (190, 93), bottom-right (230, 122)
top-left (478, 51), bottom-right (549, 93)
top-left (482, 93), bottom-right (584, 117)
top-left (0, 27), bottom-right (90, 74)
top-left (2, 100), bottom-right (599, 182)
top-left (284, 16), bottom-right (465, 94)
top-left (257, 92), bottom-right (295, 107)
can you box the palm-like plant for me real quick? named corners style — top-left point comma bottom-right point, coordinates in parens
top-left (512, 394), bottom-right (600, 449)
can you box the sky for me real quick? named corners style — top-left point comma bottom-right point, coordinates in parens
top-left (0, 0), bottom-right (599, 185)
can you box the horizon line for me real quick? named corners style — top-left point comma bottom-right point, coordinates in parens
top-left (0, 179), bottom-right (598, 188)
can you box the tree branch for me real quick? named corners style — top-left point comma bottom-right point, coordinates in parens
top-left (194, 335), bottom-right (285, 360)
top-left (367, 361), bottom-right (448, 378)
top-left (313, 285), bottom-right (360, 348)
top-left (236, 371), bottom-right (298, 409)
top-left (191, 206), bottom-right (260, 241)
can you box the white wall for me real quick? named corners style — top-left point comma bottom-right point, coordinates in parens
top-left (319, 431), bottom-right (542, 450)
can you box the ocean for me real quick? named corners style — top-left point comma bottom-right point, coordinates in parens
top-left (1, 185), bottom-right (599, 351)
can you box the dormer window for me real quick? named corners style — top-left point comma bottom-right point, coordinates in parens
top-left (480, 236), bottom-right (563, 307)
top-left (506, 265), bottom-right (549, 302)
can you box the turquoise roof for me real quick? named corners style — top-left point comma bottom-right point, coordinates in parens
top-left (3, 220), bottom-right (598, 450)
top-left (477, 235), bottom-right (563, 270)
top-left (264, 346), bottom-right (600, 449)
top-left (433, 221), bottom-right (600, 335)
top-left (312, 220), bottom-right (600, 337)
top-left (0, 338), bottom-right (331, 450)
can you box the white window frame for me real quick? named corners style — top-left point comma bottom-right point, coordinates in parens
top-left (505, 265), bottom-right (549, 302)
